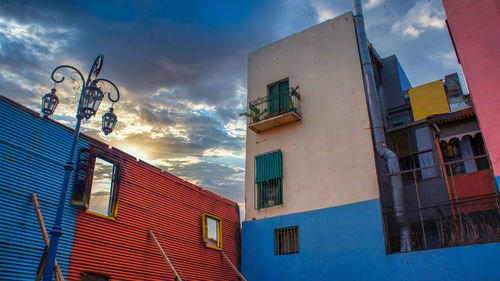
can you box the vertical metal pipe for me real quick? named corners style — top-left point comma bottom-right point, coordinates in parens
top-left (448, 163), bottom-right (464, 243)
top-left (414, 170), bottom-right (427, 249)
top-left (352, 0), bottom-right (411, 251)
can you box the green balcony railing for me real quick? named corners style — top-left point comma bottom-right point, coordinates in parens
top-left (245, 87), bottom-right (301, 124)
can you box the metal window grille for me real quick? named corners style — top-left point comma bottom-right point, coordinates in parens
top-left (257, 178), bottom-right (282, 209)
top-left (255, 150), bottom-right (283, 209)
top-left (274, 226), bottom-right (299, 255)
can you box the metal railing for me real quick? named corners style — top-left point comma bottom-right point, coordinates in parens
top-left (383, 155), bottom-right (500, 253)
top-left (244, 88), bottom-right (301, 124)
top-left (386, 193), bottom-right (500, 252)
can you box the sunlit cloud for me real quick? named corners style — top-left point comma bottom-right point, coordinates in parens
top-left (117, 145), bottom-right (150, 161)
top-left (312, 1), bottom-right (338, 23)
top-left (149, 156), bottom-right (203, 168)
top-left (224, 118), bottom-right (246, 138)
top-left (203, 147), bottom-right (245, 159)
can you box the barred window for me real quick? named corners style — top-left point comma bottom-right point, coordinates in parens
top-left (274, 226), bottom-right (299, 255)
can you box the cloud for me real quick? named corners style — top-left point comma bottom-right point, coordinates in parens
top-left (311, 1), bottom-right (339, 23)
top-left (0, 17), bottom-right (74, 62)
top-left (430, 51), bottom-right (458, 69)
top-left (166, 161), bottom-right (245, 202)
top-left (363, 0), bottom-right (384, 10)
top-left (391, 1), bottom-right (445, 38)
top-left (0, 0), bottom-right (462, 212)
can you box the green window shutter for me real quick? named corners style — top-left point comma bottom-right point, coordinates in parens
top-left (278, 80), bottom-right (289, 112)
top-left (255, 150), bottom-right (282, 182)
top-left (268, 84), bottom-right (279, 115)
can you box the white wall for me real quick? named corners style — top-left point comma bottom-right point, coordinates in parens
top-left (244, 12), bottom-right (380, 221)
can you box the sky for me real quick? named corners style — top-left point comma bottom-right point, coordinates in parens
top-left (0, 0), bottom-right (460, 213)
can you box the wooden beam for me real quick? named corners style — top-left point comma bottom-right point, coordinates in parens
top-left (149, 230), bottom-right (182, 281)
top-left (221, 251), bottom-right (247, 281)
top-left (35, 246), bottom-right (48, 281)
top-left (32, 193), bottom-right (65, 281)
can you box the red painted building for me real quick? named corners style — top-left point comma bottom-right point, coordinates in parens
top-left (442, 0), bottom-right (500, 189)
top-left (66, 138), bottom-right (241, 280)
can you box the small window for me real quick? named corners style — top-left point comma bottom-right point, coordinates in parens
top-left (274, 226), bottom-right (299, 255)
top-left (72, 149), bottom-right (120, 218)
top-left (81, 272), bottom-right (109, 281)
top-left (255, 150), bottom-right (283, 209)
top-left (88, 157), bottom-right (118, 216)
top-left (202, 213), bottom-right (222, 250)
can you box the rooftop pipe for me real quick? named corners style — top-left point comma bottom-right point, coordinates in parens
top-left (352, 0), bottom-right (411, 252)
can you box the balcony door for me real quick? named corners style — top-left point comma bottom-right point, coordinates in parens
top-left (268, 80), bottom-right (289, 115)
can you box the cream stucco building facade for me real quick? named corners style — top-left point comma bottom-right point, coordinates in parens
top-left (244, 12), bottom-right (379, 220)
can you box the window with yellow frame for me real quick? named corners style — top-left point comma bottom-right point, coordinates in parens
top-left (202, 213), bottom-right (222, 250)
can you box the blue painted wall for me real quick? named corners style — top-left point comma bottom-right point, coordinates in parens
top-left (496, 175), bottom-right (500, 192)
top-left (242, 199), bottom-right (500, 281)
top-left (0, 97), bottom-right (87, 280)
top-left (396, 56), bottom-right (412, 92)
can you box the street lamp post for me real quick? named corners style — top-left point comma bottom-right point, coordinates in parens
top-left (41, 54), bottom-right (120, 281)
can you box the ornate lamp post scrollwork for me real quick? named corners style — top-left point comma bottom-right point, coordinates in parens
top-left (41, 54), bottom-right (120, 281)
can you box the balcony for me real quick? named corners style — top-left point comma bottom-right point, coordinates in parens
top-left (243, 88), bottom-right (302, 133)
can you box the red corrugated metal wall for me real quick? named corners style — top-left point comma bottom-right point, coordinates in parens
top-left (67, 141), bottom-right (241, 280)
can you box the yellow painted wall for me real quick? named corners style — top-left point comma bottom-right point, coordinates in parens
top-left (409, 80), bottom-right (450, 121)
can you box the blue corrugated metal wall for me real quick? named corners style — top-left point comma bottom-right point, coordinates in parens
top-left (0, 96), bottom-right (87, 280)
